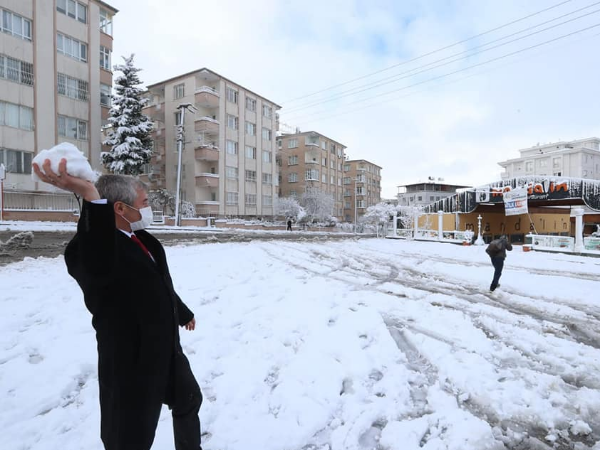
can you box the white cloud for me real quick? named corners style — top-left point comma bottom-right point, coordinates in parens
top-left (110, 0), bottom-right (600, 198)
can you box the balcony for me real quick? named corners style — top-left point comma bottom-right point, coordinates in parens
top-left (145, 103), bottom-right (165, 122)
top-left (196, 173), bottom-right (220, 188)
top-left (196, 201), bottom-right (219, 216)
top-left (195, 116), bottom-right (220, 134)
top-left (195, 147), bottom-right (219, 161)
top-left (195, 86), bottom-right (220, 109)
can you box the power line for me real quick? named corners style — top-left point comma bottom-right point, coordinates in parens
top-left (285, 23), bottom-right (600, 127)
top-left (283, 4), bottom-right (600, 116)
top-left (281, 0), bottom-right (572, 104)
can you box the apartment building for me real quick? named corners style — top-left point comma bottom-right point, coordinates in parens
top-left (0, 0), bottom-right (117, 194)
top-left (397, 179), bottom-right (470, 207)
top-left (498, 137), bottom-right (600, 180)
top-left (276, 131), bottom-right (346, 220)
top-left (342, 159), bottom-right (382, 223)
top-left (143, 68), bottom-right (280, 217)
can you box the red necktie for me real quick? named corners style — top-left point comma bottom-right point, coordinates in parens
top-left (131, 234), bottom-right (154, 261)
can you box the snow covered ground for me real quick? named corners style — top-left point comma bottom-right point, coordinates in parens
top-left (1, 239), bottom-right (600, 450)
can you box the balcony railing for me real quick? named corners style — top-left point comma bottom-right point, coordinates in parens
top-left (195, 86), bottom-right (220, 108)
top-left (196, 173), bottom-right (220, 188)
top-left (194, 116), bottom-right (220, 134)
top-left (195, 147), bottom-right (219, 161)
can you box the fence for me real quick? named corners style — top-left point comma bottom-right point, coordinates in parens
top-left (4, 190), bottom-right (78, 212)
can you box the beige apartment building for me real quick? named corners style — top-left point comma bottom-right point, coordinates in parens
top-left (342, 159), bottom-right (382, 223)
top-left (0, 0), bottom-right (117, 197)
top-left (143, 68), bottom-right (280, 217)
top-left (276, 131), bottom-right (347, 219)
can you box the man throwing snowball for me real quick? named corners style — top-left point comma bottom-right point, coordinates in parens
top-left (33, 158), bottom-right (203, 450)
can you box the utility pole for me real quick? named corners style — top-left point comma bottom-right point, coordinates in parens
top-left (174, 103), bottom-right (197, 226)
top-left (0, 163), bottom-right (5, 222)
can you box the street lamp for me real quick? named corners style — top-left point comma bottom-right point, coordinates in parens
top-left (174, 103), bottom-right (197, 226)
top-left (475, 214), bottom-right (485, 245)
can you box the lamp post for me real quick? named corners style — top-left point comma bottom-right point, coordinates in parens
top-left (174, 103), bottom-right (197, 226)
top-left (0, 163), bottom-right (5, 222)
top-left (475, 214), bottom-right (484, 245)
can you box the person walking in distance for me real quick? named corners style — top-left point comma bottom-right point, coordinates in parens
top-left (486, 235), bottom-right (513, 292)
top-left (33, 159), bottom-right (203, 450)
top-left (287, 219), bottom-right (293, 231)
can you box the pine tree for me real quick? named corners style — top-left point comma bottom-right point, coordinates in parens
top-left (101, 54), bottom-right (153, 175)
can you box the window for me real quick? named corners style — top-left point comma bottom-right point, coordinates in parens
top-left (226, 192), bottom-right (238, 205)
top-left (262, 150), bottom-right (272, 163)
top-left (227, 114), bottom-right (238, 130)
top-left (357, 200), bottom-right (365, 208)
top-left (58, 115), bottom-right (88, 140)
top-left (306, 169), bottom-right (319, 181)
top-left (288, 155), bottom-right (298, 165)
top-left (288, 139), bottom-right (298, 148)
top-left (246, 97), bottom-right (256, 112)
top-left (330, 160), bottom-right (335, 169)
top-left (262, 173), bottom-right (272, 184)
top-left (100, 84), bottom-right (111, 106)
top-left (554, 171), bottom-right (562, 176)
top-left (100, 45), bottom-right (111, 70)
top-left (539, 160), bottom-right (548, 167)
top-left (173, 83), bottom-right (185, 99)
top-left (99, 8), bottom-right (113, 35)
top-left (245, 194), bottom-right (257, 206)
top-left (306, 135), bottom-right (319, 146)
top-left (57, 0), bottom-right (87, 23)
top-left (417, 196), bottom-right (422, 201)
top-left (226, 166), bottom-right (238, 179)
top-left (262, 128), bottom-right (272, 141)
top-left (525, 161), bottom-right (533, 172)
top-left (245, 146), bottom-right (256, 159)
top-left (322, 157), bottom-right (327, 166)
top-left (344, 201), bottom-right (351, 209)
top-left (553, 157), bottom-right (561, 168)
top-left (330, 143), bottom-right (336, 154)
top-left (277, 139), bottom-right (282, 148)
top-left (344, 164), bottom-right (350, 172)
top-left (262, 195), bottom-right (273, 206)
top-left (290, 190), bottom-right (297, 197)
top-left (1, 9), bottom-right (32, 41)
top-left (356, 187), bottom-right (365, 195)
top-left (430, 196), bottom-right (434, 201)
top-left (331, 176), bottom-right (335, 184)
top-left (0, 148), bottom-right (33, 174)
top-left (0, 55), bottom-right (34, 86)
top-left (245, 121), bottom-right (256, 136)
top-left (262, 105), bottom-right (272, 119)
top-left (343, 177), bottom-right (351, 184)
top-left (321, 141), bottom-right (326, 150)
top-left (226, 87), bottom-right (238, 104)
top-left (226, 140), bottom-right (238, 155)
top-left (344, 189), bottom-right (351, 197)
top-left (322, 173), bottom-right (326, 183)
top-left (245, 170), bottom-right (256, 182)
top-left (58, 73), bottom-right (89, 101)
top-left (0, 101), bottom-right (34, 131)
top-left (57, 33), bottom-right (87, 62)
top-left (338, 177), bottom-right (342, 186)
top-left (288, 173), bottom-right (298, 183)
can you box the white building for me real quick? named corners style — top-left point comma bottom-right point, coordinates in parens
top-left (397, 179), bottom-right (470, 207)
top-left (498, 137), bottom-right (600, 180)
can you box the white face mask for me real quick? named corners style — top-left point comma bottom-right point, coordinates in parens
top-left (123, 205), bottom-right (154, 231)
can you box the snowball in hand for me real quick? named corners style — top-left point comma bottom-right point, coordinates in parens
top-left (32, 143), bottom-right (98, 183)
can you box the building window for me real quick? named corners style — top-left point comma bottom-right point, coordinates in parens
top-left (321, 141), bottom-right (327, 150)
top-left (262, 128), bottom-right (272, 141)
top-left (58, 33), bottom-right (87, 62)
top-left (338, 177), bottom-right (342, 186)
top-left (225, 166), bottom-right (238, 179)
top-left (357, 187), bottom-right (365, 195)
top-left (245, 170), bottom-right (256, 182)
top-left (226, 192), bottom-right (238, 205)
top-left (262, 195), bottom-right (273, 206)
top-left (288, 155), bottom-right (298, 165)
top-left (226, 114), bottom-right (238, 130)
top-left (288, 139), bottom-right (298, 148)
top-left (245, 121), bottom-right (256, 136)
top-left (330, 160), bottom-right (335, 169)
top-left (1, 9), bottom-right (32, 41)
top-left (58, 73), bottom-right (89, 101)
top-left (539, 160), bottom-right (548, 167)
top-left (99, 8), bottom-right (113, 35)
top-left (226, 140), bottom-right (238, 155)
top-left (288, 173), bottom-right (298, 183)
top-left (277, 139), bottom-right (282, 149)
top-left (305, 135), bottom-right (319, 146)
top-left (290, 190), bottom-right (297, 197)
top-left (58, 115), bottom-right (87, 140)
top-left (262, 173), bottom-right (272, 184)
top-left (262, 105), bottom-right (272, 119)
top-left (246, 97), bottom-right (256, 112)
top-left (0, 55), bottom-right (33, 86)
top-left (262, 150), bottom-right (272, 163)
top-left (100, 45), bottom-right (111, 70)
top-left (226, 87), bottom-right (238, 104)
top-left (331, 176), bottom-right (335, 184)
top-left (57, 0), bottom-right (87, 23)
top-left (0, 101), bottom-right (34, 131)
top-left (357, 200), bottom-right (365, 208)
top-left (553, 157), bottom-right (561, 168)
top-left (0, 148), bottom-right (33, 174)
top-left (173, 83), bottom-right (185, 99)
top-left (100, 83), bottom-right (111, 106)
top-left (245, 194), bottom-right (257, 206)
top-left (306, 169), bottom-right (319, 181)
top-left (322, 173), bottom-right (326, 183)
top-left (343, 177), bottom-right (351, 185)
top-left (245, 146), bottom-right (256, 159)
top-left (525, 161), bottom-right (533, 172)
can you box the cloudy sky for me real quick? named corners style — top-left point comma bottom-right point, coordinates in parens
top-left (109, 0), bottom-right (600, 198)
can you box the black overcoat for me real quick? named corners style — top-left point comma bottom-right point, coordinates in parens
top-left (64, 201), bottom-right (194, 443)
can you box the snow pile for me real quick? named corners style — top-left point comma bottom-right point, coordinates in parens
top-left (1, 239), bottom-right (600, 450)
top-left (31, 143), bottom-right (97, 183)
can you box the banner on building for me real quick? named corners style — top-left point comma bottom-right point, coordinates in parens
top-left (503, 187), bottom-right (528, 216)
top-left (476, 188), bottom-right (490, 203)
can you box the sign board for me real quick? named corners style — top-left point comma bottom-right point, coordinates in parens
top-left (503, 187), bottom-right (528, 216)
